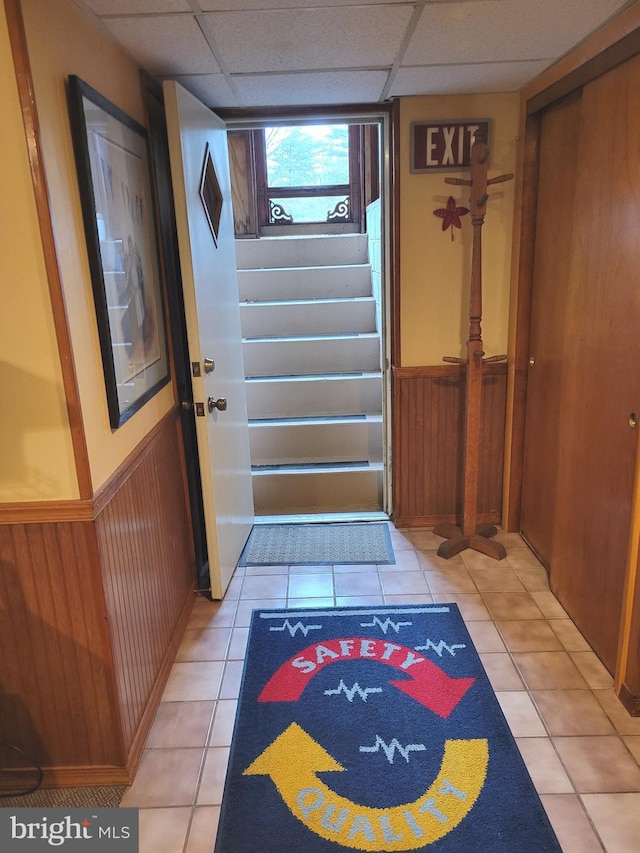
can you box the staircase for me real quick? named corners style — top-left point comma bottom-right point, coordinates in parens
top-left (236, 233), bottom-right (384, 516)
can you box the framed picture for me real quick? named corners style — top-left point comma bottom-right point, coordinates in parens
top-left (67, 75), bottom-right (170, 429)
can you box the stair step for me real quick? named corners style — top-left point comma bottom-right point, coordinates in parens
top-left (251, 464), bottom-right (383, 515)
top-left (243, 333), bottom-right (381, 377)
top-left (246, 372), bottom-right (383, 419)
top-left (249, 415), bottom-right (383, 466)
top-left (236, 233), bottom-right (368, 269)
top-left (240, 297), bottom-right (376, 337)
top-left (238, 264), bottom-right (372, 302)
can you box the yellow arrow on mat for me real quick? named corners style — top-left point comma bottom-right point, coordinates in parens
top-left (244, 723), bottom-right (488, 851)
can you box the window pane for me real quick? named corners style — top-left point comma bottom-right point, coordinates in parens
top-left (265, 125), bottom-right (349, 188)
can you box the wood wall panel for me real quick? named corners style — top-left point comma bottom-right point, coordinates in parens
top-left (95, 413), bottom-right (195, 752)
top-left (0, 411), bottom-right (196, 785)
top-left (0, 520), bottom-right (123, 775)
top-left (393, 364), bottom-right (507, 527)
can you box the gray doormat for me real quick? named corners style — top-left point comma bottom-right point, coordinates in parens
top-left (0, 786), bottom-right (126, 808)
top-left (239, 522), bottom-right (395, 566)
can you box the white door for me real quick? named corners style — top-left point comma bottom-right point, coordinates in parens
top-left (163, 80), bottom-right (254, 599)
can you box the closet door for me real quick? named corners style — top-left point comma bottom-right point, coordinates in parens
top-left (520, 93), bottom-right (582, 567)
top-left (522, 54), bottom-right (640, 673)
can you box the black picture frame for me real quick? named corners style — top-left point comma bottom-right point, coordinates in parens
top-left (67, 75), bottom-right (170, 429)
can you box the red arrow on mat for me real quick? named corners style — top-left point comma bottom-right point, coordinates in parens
top-left (258, 637), bottom-right (475, 718)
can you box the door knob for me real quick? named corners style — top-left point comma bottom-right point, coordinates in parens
top-left (528, 356), bottom-right (535, 367)
top-left (208, 396), bottom-right (227, 413)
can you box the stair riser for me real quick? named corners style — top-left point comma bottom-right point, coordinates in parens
top-left (249, 419), bottom-right (383, 466)
top-left (252, 469), bottom-right (383, 514)
top-left (238, 264), bottom-right (372, 302)
top-left (241, 298), bottom-right (376, 338)
top-left (236, 234), bottom-right (368, 269)
top-left (244, 336), bottom-right (381, 377)
top-left (246, 375), bottom-right (382, 419)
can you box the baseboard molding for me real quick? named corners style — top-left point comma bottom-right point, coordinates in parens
top-left (37, 767), bottom-right (131, 788)
top-left (392, 513), bottom-right (502, 529)
top-left (618, 682), bottom-right (640, 717)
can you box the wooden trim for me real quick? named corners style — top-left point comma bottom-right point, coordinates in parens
top-left (526, 26), bottom-right (640, 115)
top-left (4, 0), bottom-right (92, 499)
top-left (522, 4), bottom-right (640, 106)
top-left (394, 362), bottom-right (507, 380)
top-left (617, 682), bottom-right (640, 717)
top-left (0, 501), bottom-right (95, 524)
top-left (217, 102), bottom-right (393, 124)
top-left (391, 98), bottom-right (401, 370)
top-left (502, 111), bottom-right (542, 531)
top-left (395, 513), bottom-right (502, 529)
top-left (36, 767), bottom-right (131, 788)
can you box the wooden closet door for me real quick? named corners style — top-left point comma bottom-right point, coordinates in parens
top-left (551, 54), bottom-right (640, 672)
top-left (520, 93), bottom-right (582, 567)
top-left (523, 54), bottom-right (640, 673)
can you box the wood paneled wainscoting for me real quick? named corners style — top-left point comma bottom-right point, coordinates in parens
top-left (393, 363), bottom-right (507, 528)
top-left (0, 411), bottom-right (195, 787)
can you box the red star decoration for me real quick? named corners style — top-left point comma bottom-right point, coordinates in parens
top-left (82, 820), bottom-right (92, 827)
top-left (433, 195), bottom-right (469, 241)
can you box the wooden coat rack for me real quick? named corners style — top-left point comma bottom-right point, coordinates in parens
top-left (434, 129), bottom-right (513, 561)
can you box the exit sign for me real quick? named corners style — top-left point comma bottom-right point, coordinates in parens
top-left (410, 120), bottom-right (491, 172)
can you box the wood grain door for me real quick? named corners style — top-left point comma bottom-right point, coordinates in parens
top-left (520, 93), bottom-right (582, 567)
top-left (522, 55), bottom-right (640, 672)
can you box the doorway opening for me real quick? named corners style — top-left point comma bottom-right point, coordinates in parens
top-left (227, 112), bottom-right (392, 522)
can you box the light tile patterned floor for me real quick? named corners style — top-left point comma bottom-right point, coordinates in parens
top-left (122, 523), bottom-right (640, 852)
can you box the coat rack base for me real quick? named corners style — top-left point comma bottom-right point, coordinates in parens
top-left (433, 523), bottom-right (507, 561)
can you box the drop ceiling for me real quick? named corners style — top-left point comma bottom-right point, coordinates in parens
top-left (75, 0), bottom-right (636, 109)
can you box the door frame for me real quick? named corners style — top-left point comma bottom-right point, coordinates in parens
top-left (219, 102), bottom-right (397, 519)
top-left (142, 73), bottom-right (210, 593)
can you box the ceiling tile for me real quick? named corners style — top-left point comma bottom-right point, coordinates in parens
top-left (232, 70), bottom-right (390, 107)
top-left (101, 14), bottom-right (220, 75)
top-left (391, 60), bottom-right (552, 97)
top-left (81, 0), bottom-right (190, 13)
top-left (200, 6), bottom-right (414, 73)
top-left (164, 74), bottom-right (242, 108)
top-left (403, 0), bottom-right (631, 66)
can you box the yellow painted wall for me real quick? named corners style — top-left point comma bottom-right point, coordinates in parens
top-left (399, 94), bottom-right (519, 365)
top-left (20, 0), bottom-right (175, 492)
top-left (0, 4), bottom-right (77, 501)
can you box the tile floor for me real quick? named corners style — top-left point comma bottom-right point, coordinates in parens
top-left (121, 522), bottom-right (640, 852)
